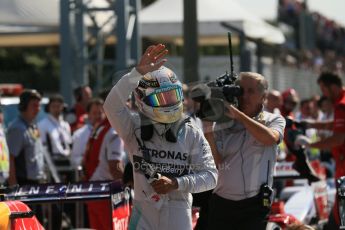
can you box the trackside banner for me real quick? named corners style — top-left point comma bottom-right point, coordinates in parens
top-left (111, 185), bottom-right (131, 230)
top-left (2, 181), bottom-right (132, 230)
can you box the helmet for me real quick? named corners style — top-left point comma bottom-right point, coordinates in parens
top-left (134, 66), bottom-right (183, 124)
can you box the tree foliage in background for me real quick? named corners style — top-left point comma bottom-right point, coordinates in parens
top-left (0, 0), bottom-right (239, 95)
top-left (0, 0), bottom-right (156, 94)
top-left (0, 47), bottom-right (60, 94)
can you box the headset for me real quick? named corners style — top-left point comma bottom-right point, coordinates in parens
top-left (139, 113), bottom-right (190, 143)
top-left (18, 89), bottom-right (42, 112)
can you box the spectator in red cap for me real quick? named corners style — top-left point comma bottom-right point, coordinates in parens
top-left (67, 85), bottom-right (92, 133)
top-left (281, 88), bottom-right (300, 118)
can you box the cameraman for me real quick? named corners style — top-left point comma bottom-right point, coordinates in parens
top-left (204, 72), bottom-right (285, 230)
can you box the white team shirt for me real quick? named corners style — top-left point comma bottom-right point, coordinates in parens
top-left (90, 128), bottom-right (125, 181)
top-left (38, 114), bottom-right (72, 156)
top-left (70, 123), bottom-right (93, 168)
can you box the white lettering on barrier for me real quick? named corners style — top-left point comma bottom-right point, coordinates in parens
top-left (59, 185), bottom-right (67, 193)
top-left (13, 182), bottom-right (111, 197)
top-left (112, 193), bottom-right (122, 206)
top-left (88, 184), bottom-right (93, 192)
top-left (29, 187), bottom-right (39, 194)
top-left (46, 186), bottom-right (55, 194)
top-left (274, 162), bottom-right (300, 177)
top-left (71, 184), bottom-right (82, 193)
top-left (113, 217), bottom-right (128, 230)
top-left (101, 183), bottom-right (107, 191)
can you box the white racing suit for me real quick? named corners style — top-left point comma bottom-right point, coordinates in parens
top-left (104, 68), bottom-right (217, 230)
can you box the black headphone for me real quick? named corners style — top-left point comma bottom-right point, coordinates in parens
top-left (18, 89), bottom-right (42, 112)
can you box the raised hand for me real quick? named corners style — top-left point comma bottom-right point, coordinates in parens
top-left (136, 44), bottom-right (168, 75)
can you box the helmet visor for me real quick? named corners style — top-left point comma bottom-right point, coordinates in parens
top-left (143, 86), bottom-right (183, 107)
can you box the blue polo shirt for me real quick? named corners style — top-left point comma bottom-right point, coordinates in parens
top-left (7, 116), bottom-right (45, 181)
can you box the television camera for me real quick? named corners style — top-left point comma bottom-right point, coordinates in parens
top-left (190, 32), bottom-right (243, 122)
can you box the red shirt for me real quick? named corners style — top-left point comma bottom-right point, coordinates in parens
top-left (280, 107), bottom-right (294, 119)
top-left (83, 119), bottom-right (111, 180)
top-left (71, 103), bottom-right (86, 132)
top-left (332, 89), bottom-right (345, 178)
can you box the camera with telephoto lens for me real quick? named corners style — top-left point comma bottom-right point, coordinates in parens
top-left (190, 72), bottom-right (242, 122)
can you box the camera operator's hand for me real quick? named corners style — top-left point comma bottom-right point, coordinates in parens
top-left (151, 176), bottom-right (178, 194)
top-left (224, 103), bottom-right (242, 120)
top-left (136, 44), bottom-right (168, 75)
top-left (224, 102), bottom-right (281, 146)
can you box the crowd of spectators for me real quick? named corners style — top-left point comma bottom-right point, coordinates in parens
top-left (265, 86), bottom-right (337, 178)
top-left (278, 0), bottom-right (345, 75)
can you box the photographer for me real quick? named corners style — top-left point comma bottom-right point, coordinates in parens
top-left (103, 44), bottom-right (217, 230)
top-left (204, 72), bottom-right (285, 230)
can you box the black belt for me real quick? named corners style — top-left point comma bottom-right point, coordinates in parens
top-left (212, 193), bottom-right (261, 207)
